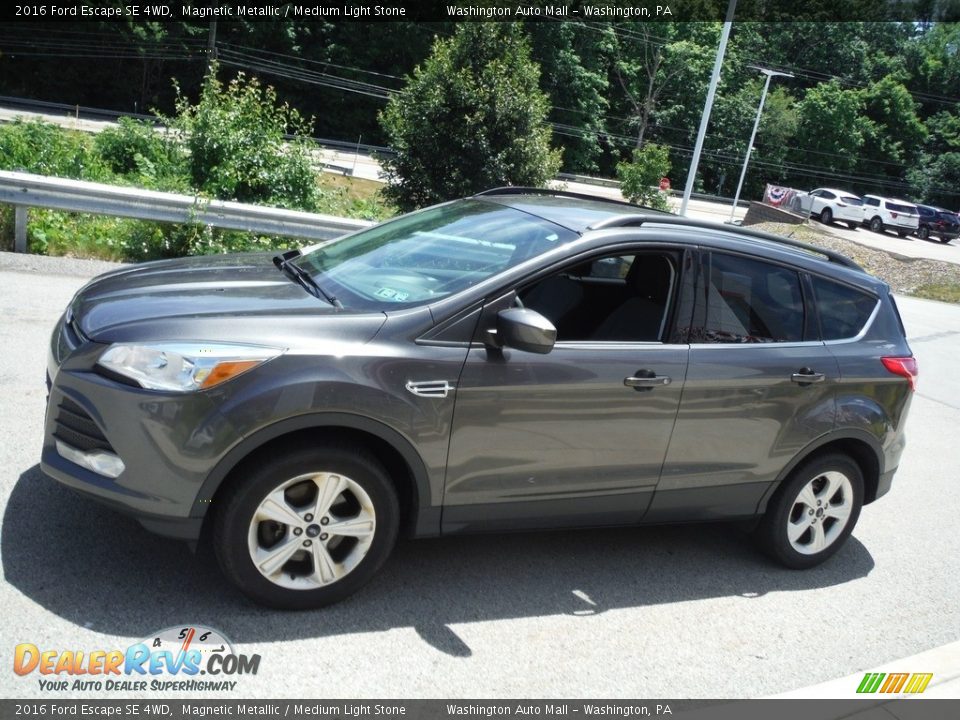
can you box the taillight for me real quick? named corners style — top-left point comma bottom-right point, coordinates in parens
top-left (882, 356), bottom-right (918, 391)
top-left (891, 212), bottom-right (898, 219)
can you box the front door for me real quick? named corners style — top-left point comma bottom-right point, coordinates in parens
top-left (442, 249), bottom-right (690, 533)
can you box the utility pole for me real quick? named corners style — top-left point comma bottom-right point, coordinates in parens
top-left (206, 21), bottom-right (218, 75)
top-left (728, 67), bottom-right (794, 223)
top-left (680, 0), bottom-right (737, 217)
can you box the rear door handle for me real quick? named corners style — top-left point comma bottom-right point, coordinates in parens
top-left (791, 368), bottom-right (826, 385)
top-left (624, 371), bottom-right (672, 391)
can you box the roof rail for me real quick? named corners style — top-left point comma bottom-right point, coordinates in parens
top-left (588, 214), bottom-right (864, 271)
top-left (474, 186), bottom-right (643, 209)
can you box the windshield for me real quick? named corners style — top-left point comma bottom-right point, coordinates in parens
top-left (294, 199), bottom-right (577, 309)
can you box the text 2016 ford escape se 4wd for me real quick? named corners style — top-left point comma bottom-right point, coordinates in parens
top-left (43, 189), bottom-right (916, 609)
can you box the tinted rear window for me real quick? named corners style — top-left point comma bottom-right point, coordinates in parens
top-left (886, 202), bottom-right (916, 213)
top-left (693, 253), bottom-right (805, 343)
top-left (812, 276), bottom-right (878, 340)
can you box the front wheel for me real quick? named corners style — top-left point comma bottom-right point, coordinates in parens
top-left (869, 217), bottom-right (884, 234)
top-left (918, 226), bottom-right (930, 241)
top-left (820, 207), bottom-right (833, 225)
top-left (755, 453), bottom-right (863, 569)
top-left (213, 444), bottom-right (399, 609)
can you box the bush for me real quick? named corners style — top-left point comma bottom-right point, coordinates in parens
top-left (167, 68), bottom-right (321, 211)
top-left (94, 117), bottom-right (188, 192)
top-left (0, 119), bottom-right (108, 180)
top-left (617, 144), bottom-right (673, 212)
top-left (379, 24), bottom-right (562, 211)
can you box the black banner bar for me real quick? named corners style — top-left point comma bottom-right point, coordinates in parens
top-left (1, 700), bottom-right (960, 720)
top-left (2, 0), bottom-right (959, 24)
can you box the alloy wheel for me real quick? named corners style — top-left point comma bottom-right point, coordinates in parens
top-left (786, 470), bottom-right (854, 555)
top-left (247, 472), bottom-right (376, 590)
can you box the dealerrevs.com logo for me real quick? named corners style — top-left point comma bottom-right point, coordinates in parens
top-left (13, 625), bottom-right (260, 692)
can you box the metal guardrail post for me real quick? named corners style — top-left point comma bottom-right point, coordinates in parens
top-left (14, 205), bottom-right (27, 253)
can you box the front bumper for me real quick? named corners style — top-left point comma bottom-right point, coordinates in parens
top-left (42, 316), bottom-right (237, 540)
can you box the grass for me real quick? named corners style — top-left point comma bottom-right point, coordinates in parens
top-left (913, 283), bottom-right (960, 303)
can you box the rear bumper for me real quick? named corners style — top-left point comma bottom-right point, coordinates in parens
top-left (872, 467), bottom-right (897, 504)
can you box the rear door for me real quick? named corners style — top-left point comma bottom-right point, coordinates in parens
top-left (649, 250), bottom-right (839, 521)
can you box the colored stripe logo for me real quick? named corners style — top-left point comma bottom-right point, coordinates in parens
top-left (857, 672), bottom-right (933, 694)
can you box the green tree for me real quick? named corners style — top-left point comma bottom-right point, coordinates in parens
top-left (528, 21), bottom-right (612, 174)
top-left (166, 67), bottom-right (320, 210)
top-left (908, 110), bottom-right (960, 208)
top-left (858, 77), bottom-right (927, 183)
top-left (792, 81), bottom-right (867, 176)
top-left (617, 143), bottom-right (672, 211)
top-left (378, 24), bottom-right (561, 211)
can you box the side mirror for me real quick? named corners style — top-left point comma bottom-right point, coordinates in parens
top-left (493, 308), bottom-right (557, 355)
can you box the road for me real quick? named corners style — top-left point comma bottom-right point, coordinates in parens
top-left (1, 251), bottom-right (958, 699)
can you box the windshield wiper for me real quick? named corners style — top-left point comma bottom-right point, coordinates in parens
top-left (273, 250), bottom-right (343, 309)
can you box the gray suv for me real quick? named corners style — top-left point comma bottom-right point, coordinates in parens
top-left (43, 189), bottom-right (916, 609)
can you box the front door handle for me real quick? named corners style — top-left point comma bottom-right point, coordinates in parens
top-left (791, 368), bottom-right (826, 385)
top-left (624, 370), bottom-right (672, 391)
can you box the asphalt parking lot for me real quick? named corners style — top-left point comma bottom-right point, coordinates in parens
top-left (2, 252), bottom-right (959, 699)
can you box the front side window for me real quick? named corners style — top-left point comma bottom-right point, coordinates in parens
top-left (692, 253), bottom-right (805, 344)
top-left (295, 200), bottom-right (577, 310)
top-left (520, 252), bottom-right (677, 343)
top-left (820, 191), bottom-right (837, 199)
top-left (811, 276), bottom-right (878, 340)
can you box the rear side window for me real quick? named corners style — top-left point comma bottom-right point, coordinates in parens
top-left (811, 276), bottom-right (878, 340)
top-left (865, 197), bottom-right (880, 207)
top-left (692, 253), bottom-right (805, 343)
top-left (841, 196), bottom-right (862, 206)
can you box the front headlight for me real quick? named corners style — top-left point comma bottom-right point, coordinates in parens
top-left (97, 342), bottom-right (284, 392)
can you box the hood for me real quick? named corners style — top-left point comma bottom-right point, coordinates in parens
top-left (69, 253), bottom-right (384, 345)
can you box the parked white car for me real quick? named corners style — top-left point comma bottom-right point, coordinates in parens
top-left (792, 188), bottom-right (864, 228)
top-left (861, 195), bottom-right (920, 237)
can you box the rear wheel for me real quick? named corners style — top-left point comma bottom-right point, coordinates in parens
top-left (897, 231), bottom-right (908, 238)
top-left (869, 217), bottom-right (884, 234)
top-left (755, 453), bottom-right (863, 569)
top-left (846, 221), bottom-right (859, 230)
top-left (213, 444), bottom-right (399, 609)
top-left (820, 207), bottom-right (833, 225)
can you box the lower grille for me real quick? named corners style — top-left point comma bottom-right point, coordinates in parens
top-left (54, 397), bottom-right (115, 454)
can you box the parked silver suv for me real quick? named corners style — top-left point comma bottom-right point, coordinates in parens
top-left (43, 189), bottom-right (917, 609)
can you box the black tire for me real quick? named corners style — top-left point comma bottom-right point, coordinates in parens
top-left (846, 221), bottom-right (859, 230)
top-left (820, 207), bottom-right (833, 225)
top-left (941, 237), bottom-right (954, 244)
top-left (918, 226), bottom-right (930, 241)
top-left (213, 444), bottom-right (399, 609)
top-left (869, 217), bottom-right (884, 234)
top-left (754, 453), bottom-right (864, 569)
top-left (897, 231), bottom-right (908, 238)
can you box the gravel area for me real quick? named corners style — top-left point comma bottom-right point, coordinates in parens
top-left (753, 222), bottom-right (960, 301)
top-left (0, 250), bottom-right (123, 278)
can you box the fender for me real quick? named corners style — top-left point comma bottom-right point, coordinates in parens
top-left (190, 412), bottom-right (440, 537)
top-left (754, 428), bottom-right (885, 514)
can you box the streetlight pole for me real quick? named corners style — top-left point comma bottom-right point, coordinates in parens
top-left (728, 67), bottom-right (793, 223)
top-left (680, 0), bottom-right (737, 217)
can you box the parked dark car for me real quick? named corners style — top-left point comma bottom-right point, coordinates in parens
top-left (916, 204), bottom-right (960, 243)
top-left (43, 189), bottom-right (917, 609)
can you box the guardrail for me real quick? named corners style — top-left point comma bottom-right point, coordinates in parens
top-left (0, 170), bottom-right (374, 253)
